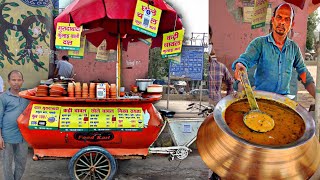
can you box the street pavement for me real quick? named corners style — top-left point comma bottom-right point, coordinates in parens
top-left (0, 148), bottom-right (208, 180)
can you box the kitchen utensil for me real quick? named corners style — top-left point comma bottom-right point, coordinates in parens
top-left (239, 70), bottom-right (274, 132)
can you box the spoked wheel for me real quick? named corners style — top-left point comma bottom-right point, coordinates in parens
top-left (69, 146), bottom-right (117, 180)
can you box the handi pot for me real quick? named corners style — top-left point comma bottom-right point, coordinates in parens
top-left (197, 90), bottom-right (320, 179)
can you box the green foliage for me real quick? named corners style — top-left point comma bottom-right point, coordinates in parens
top-left (306, 11), bottom-right (319, 50)
top-left (148, 47), bottom-right (170, 79)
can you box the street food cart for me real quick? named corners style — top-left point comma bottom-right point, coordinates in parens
top-left (15, 0), bottom-right (196, 179)
top-left (18, 90), bottom-right (200, 179)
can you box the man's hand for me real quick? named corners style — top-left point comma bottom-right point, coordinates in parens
top-left (0, 136), bottom-right (5, 150)
top-left (235, 63), bottom-right (246, 81)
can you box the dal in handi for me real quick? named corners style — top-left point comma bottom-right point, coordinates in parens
top-left (225, 99), bottom-right (305, 146)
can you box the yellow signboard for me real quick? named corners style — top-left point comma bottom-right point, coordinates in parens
top-left (132, 0), bottom-right (162, 37)
top-left (55, 22), bottom-right (83, 50)
top-left (161, 29), bottom-right (184, 58)
top-left (117, 107), bottom-right (144, 129)
top-left (29, 104), bottom-right (61, 130)
top-left (59, 107), bottom-right (89, 131)
top-left (28, 105), bottom-right (145, 132)
top-left (251, 0), bottom-right (269, 29)
top-left (243, 3), bottom-right (272, 23)
top-left (89, 107), bottom-right (144, 131)
top-left (68, 36), bottom-right (86, 59)
top-left (89, 108), bottom-right (117, 130)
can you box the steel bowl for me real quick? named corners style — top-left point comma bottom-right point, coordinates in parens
top-left (197, 90), bottom-right (320, 179)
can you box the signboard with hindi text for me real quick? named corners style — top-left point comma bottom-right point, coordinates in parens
top-left (161, 29), bottom-right (184, 58)
top-left (132, 0), bottom-right (162, 37)
top-left (243, 1), bottom-right (272, 23)
top-left (29, 104), bottom-right (61, 130)
top-left (55, 22), bottom-right (83, 50)
top-left (169, 46), bottom-right (204, 80)
top-left (59, 107), bottom-right (89, 132)
top-left (251, 0), bottom-right (269, 29)
top-left (28, 105), bottom-right (145, 132)
top-left (68, 36), bottom-right (86, 59)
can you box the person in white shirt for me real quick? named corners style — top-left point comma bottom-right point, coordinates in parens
top-left (54, 55), bottom-right (74, 78)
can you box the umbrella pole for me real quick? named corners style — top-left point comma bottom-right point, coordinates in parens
top-left (116, 34), bottom-right (121, 98)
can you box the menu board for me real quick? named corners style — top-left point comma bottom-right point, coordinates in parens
top-left (28, 105), bottom-right (145, 132)
top-left (89, 107), bottom-right (144, 131)
top-left (29, 104), bottom-right (61, 130)
top-left (89, 108), bottom-right (117, 130)
top-left (116, 107), bottom-right (144, 131)
top-left (169, 46), bottom-right (204, 80)
top-left (59, 107), bottom-right (89, 132)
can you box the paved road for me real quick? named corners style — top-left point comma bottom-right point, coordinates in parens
top-left (0, 148), bottom-right (208, 180)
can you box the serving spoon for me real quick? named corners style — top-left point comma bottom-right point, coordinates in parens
top-left (239, 70), bottom-right (275, 133)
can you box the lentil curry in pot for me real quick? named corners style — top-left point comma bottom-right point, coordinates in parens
top-left (225, 99), bottom-right (305, 146)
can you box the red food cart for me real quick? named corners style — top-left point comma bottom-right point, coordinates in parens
top-left (18, 91), bottom-right (195, 179)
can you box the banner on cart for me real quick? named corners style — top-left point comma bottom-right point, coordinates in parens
top-left (29, 104), bottom-right (61, 130)
top-left (28, 105), bottom-right (145, 132)
top-left (59, 107), bottom-right (89, 132)
top-left (88, 107), bottom-right (144, 132)
top-left (59, 107), bottom-right (144, 132)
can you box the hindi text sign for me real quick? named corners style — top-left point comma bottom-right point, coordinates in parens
top-left (132, 0), bottom-right (162, 37)
top-left (251, 0), bottom-right (269, 29)
top-left (59, 107), bottom-right (89, 132)
top-left (161, 29), bottom-right (184, 58)
top-left (55, 22), bottom-right (82, 50)
top-left (68, 36), bottom-right (86, 59)
top-left (29, 104), bottom-right (61, 130)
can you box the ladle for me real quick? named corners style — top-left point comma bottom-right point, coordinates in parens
top-left (239, 70), bottom-right (275, 132)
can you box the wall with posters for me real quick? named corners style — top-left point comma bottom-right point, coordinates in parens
top-left (209, 0), bottom-right (319, 69)
top-left (58, 41), bottom-right (150, 90)
top-left (0, 0), bottom-right (53, 89)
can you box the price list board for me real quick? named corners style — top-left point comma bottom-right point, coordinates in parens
top-left (59, 107), bottom-right (89, 132)
top-left (89, 108), bottom-right (117, 131)
top-left (169, 46), bottom-right (204, 80)
top-left (116, 107), bottom-right (144, 131)
top-left (29, 104), bottom-right (61, 130)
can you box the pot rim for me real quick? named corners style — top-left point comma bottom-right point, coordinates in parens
top-left (214, 90), bottom-right (315, 150)
top-left (136, 79), bottom-right (155, 82)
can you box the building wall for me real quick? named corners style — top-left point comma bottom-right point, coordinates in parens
top-left (0, 0), bottom-right (53, 89)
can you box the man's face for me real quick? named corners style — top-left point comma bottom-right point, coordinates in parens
top-left (271, 4), bottom-right (294, 36)
top-left (8, 72), bottom-right (24, 91)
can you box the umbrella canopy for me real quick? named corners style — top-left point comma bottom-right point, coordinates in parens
top-left (54, 0), bottom-right (183, 50)
top-left (283, 0), bottom-right (320, 9)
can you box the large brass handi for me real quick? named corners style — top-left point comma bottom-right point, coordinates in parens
top-left (197, 91), bottom-right (320, 179)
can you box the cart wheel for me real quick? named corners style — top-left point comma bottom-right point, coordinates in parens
top-left (69, 146), bottom-right (117, 180)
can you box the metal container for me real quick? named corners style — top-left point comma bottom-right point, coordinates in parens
top-left (136, 79), bottom-right (154, 91)
top-left (197, 90), bottom-right (320, 179)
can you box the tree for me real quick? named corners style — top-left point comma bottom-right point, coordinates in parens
top-left (148, 47), bottom-right (170, 79)
top-left (306, 11), bottom-right (319, 50)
